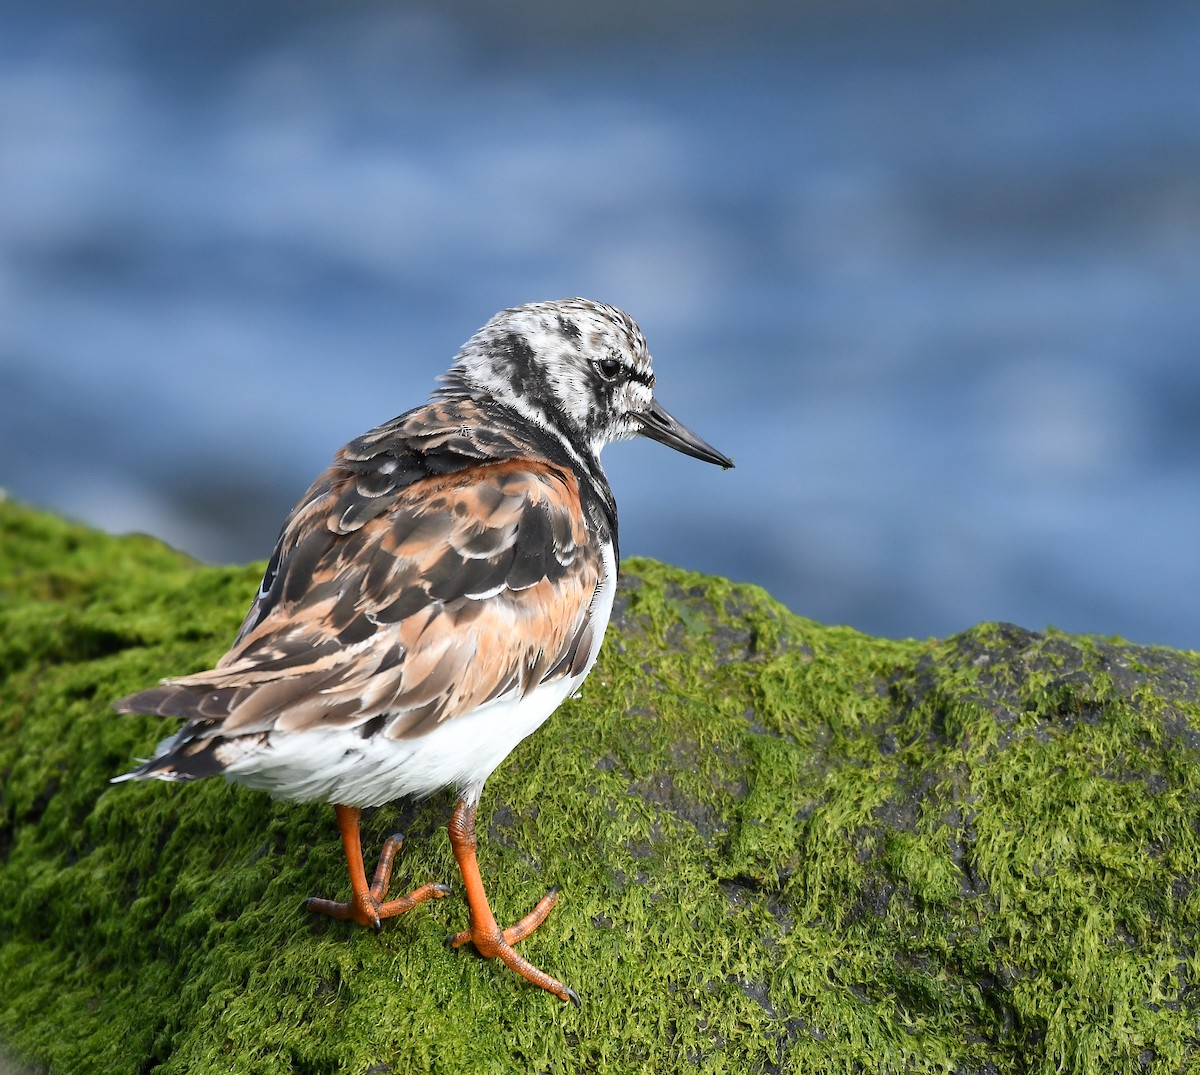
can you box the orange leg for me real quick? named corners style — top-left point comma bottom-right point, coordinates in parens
top-left (445, 797), bottom-right (578, 1005)
top-left (305, 804), bottom-right (451, 930)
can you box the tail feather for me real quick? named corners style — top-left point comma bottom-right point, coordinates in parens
top-left (112, 683), bottom-right (243, 784)
top-left (113, 683), bottom-right (238, 721)
top-left (110, 761), bottom-right (197, 784)
top-left (111, 729), bottom-right (266, 783)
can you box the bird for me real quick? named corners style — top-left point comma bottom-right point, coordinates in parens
top-left (113, 297), bottom-right (733, 1004)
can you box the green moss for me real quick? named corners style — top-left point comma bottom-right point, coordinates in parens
top-left (2, 499), bottom-right (1199, 1074)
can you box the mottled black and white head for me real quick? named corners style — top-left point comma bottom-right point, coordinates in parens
top-left (437, 297), bottom-right (733, 471)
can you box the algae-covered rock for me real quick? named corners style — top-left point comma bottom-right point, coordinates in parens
top-left (1, 497), bottom-right (1199, 1074)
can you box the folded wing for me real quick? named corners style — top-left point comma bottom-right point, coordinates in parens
top-left (115, 449), bottom-right (605, 780)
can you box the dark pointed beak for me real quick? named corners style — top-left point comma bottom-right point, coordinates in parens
top-left (636, 398), bottom-right (734, 469)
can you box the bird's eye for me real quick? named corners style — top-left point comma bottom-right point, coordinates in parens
top-left (595, 356), bottom-right (621, 381)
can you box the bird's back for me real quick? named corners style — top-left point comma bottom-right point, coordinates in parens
top-left (114, 397), bottom-right (617, 800)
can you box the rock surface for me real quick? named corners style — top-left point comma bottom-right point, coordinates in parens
top-left (1, 498), bottom-right (1198, 1074)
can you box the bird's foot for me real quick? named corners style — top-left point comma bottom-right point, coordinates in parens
top-left (447, 885), bottom-right (579, 1004)
top-left (305, 831), bottom-right (451, 930)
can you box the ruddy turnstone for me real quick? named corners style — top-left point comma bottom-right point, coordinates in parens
top-left (114, 298), bottom-right (733, 1003)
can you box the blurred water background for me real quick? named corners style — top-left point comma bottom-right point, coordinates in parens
top-left (1, 0), bottom-right (1198, 647)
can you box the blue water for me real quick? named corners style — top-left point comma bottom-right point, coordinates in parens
top-left (2, 1), bottom-right (1199, 648)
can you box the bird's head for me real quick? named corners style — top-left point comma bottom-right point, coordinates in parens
top-left (439, 297), bottom-right (733, 469)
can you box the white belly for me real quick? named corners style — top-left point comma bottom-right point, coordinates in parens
top-left (223, 545), bottom-right (618, 807)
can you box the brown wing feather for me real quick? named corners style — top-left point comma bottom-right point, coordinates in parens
top-left (117, 456), bottom-right (605, 750)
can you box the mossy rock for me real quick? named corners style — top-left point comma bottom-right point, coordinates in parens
top-left (2, 497), bottom-right (1199, 1074)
